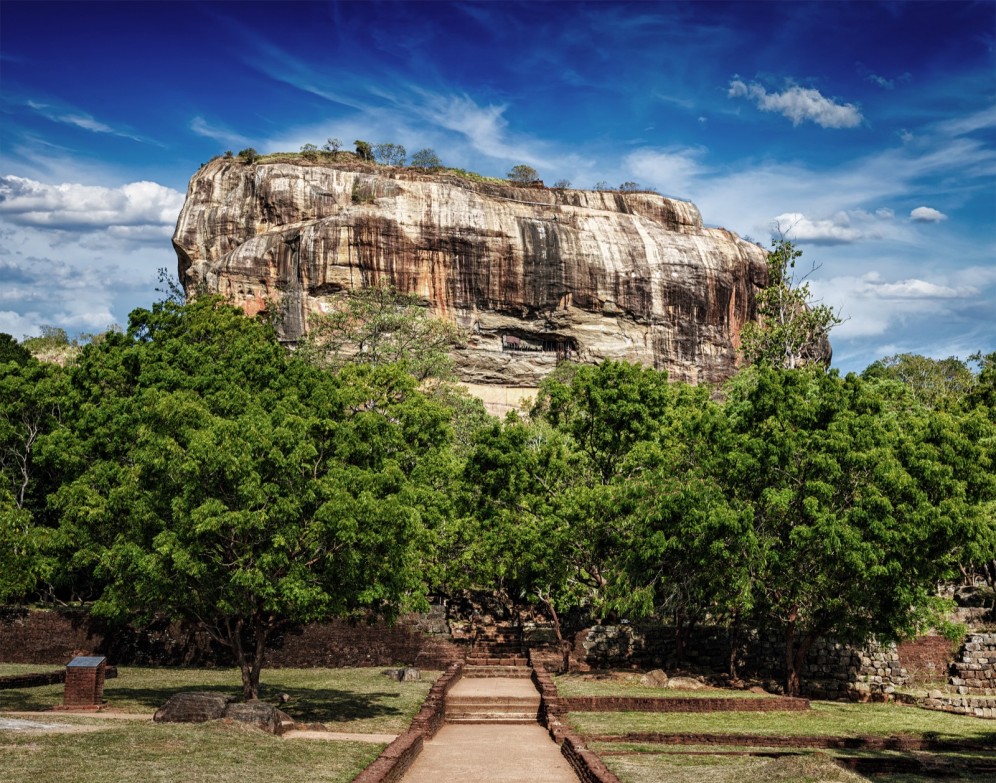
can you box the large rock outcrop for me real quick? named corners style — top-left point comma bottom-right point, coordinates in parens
top-left (173, 158), bottom-right (772, 388)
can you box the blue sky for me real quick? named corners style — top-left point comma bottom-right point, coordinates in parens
top-left (1, 1), bottom-right (993, 374)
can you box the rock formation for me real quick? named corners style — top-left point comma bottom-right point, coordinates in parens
top-left (173, 157), bottom-right (774, 390)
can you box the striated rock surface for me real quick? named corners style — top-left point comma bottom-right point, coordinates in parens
top-left (173, 158), bottom-right (772, 387)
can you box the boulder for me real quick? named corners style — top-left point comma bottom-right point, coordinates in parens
top-left (666, 676), bottom-right (705, 690)
top-left (153, 691), bottom-right (235, 723)
top-left (639, 669), bottom-right (669, 688)
top-left (223, 700), bottom-right (296, 735)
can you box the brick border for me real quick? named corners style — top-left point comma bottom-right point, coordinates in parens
top-left (585, 731), bottom-right (995, 752)
top-left (532, 665), bottom-right (622, 783)
top-left (350, 662), bottom-right (463, 783)
top-left (562, 695), bottom-right (810, 712)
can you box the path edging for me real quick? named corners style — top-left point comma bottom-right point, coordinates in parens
top-left (350, 662), bottom-right (463, 783)
top-left (531, 663), bottom-right (622, 783)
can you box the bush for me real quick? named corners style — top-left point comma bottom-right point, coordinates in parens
top-left (237, 148), bottom-right (258, 164)
top-left (354, 140), bottom-right (374, 161)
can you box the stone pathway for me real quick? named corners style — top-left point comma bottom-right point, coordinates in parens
top-left (400, 722), bottom-right (578, 783)
top-left (400, 675), bottom-right (579, 783)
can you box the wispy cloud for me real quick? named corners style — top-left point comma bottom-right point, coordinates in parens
top-left (25, 99), bottom-right (152, 144)
top-left (190, 117), bottom-right (252, 148)
top-left (727, 78), bottom-right (863, 128)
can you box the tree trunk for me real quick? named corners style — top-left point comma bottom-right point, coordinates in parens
top-left (227, 618), bottom-right (268, 701)
top-left (538, 592), bottom-right (570, 673)
top-left (784, 610), bottom-right (799, 697)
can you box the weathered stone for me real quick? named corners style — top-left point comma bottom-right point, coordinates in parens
top-left (173, 159), bottom-right (817, 394)
top-left (153, 691), bottom-right (235, 723)
top-left (382, 666), bottom-right (421, 682)
top-left (666, 676), bottom-right (705, 690)
top-left (222, 700), bottom-right (295, 735)
top-left (639, 669), bottom-right (669, 688)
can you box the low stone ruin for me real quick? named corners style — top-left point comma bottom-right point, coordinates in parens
top-left (153, 691), bottom-right (295, 734)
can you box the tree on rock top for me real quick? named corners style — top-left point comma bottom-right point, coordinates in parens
top-left (506, 164), bottom-right (539, 184)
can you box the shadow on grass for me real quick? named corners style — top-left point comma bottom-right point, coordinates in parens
top-left (92, 682), bottom-right (408, 725)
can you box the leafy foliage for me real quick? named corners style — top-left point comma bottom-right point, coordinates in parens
top-left (740, 239), bottom-right (840, 369)
top-left (52, 297), bottom-right (449, 699)
top-left (298, 286), bottom-right (463, 382)
top-left (373, 143), bottom-right (406, 166)
top-left (506, 164), bottom-right (539, 183)
top-left (353, 140), bottom-right (373, 162)
top-left (410, 148), bottom-right (442, 170)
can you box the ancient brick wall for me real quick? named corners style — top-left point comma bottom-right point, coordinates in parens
top-left (0, 608), bottom-right (464, 669)
top-left (896, 634), bottom-right (955, 684)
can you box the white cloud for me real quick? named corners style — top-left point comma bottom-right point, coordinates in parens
top-left (728, 79), bottom-right (862, 128)
top-left (909, 206), bottom-right (947, 222)
top-left (625, 148), bottom-right (704, 199)
top-left (0, 176), bottom-right (184, 232)
top-left (772, 210), bottom-right (894, 244)
top-left (26, 99), bottom-right (150, 143)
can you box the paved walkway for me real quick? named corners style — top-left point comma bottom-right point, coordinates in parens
top-left (400, 676), bottom-right (578, 783)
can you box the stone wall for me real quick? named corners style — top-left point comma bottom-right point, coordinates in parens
top-left (949, 633), bottom-right (996, 695)
top-left (569, 623), bottom-right (909, 700)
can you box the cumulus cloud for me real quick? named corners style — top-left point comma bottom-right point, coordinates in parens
top-left (772, 210), bottom-right (894, 244)
top-left (728, 79), bottom-right (862, 128)
top-left (910, 206), bottom-right (948, 222)
top-left (0, 176), bottom-right (184, 232)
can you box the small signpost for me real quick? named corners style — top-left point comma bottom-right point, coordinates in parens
top-left (56, 655), bottom-right (107, 710)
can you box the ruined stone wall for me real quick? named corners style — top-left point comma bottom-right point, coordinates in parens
top-left (569, 623), bottom-right (908, 699)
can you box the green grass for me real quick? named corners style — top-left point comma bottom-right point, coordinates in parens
top-left (0, 664), bottom-right (62, 678)
top-left (601, 751), bottom-right (868, 783)
top-left (555, 673), bottom-right (772, 699)
top-left (1, 666), bottom-right (439, 734)
top-left (0, 719), bottom-right (382, 783)
top-left (568, 701), bottom-right (996, 743)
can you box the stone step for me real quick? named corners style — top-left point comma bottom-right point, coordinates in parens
top-left (463, 665), bottom-right (532, 678)
top-left (465, 655), bottom-right (529, 666)
top-left (446, 696), bottom-right (540, 709)
top-left (444, 715), bottom-right (539, 724)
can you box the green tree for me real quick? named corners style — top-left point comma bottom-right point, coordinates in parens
top-left (237, 147), bottom-right (258, 164)
top-left (552, 179), bottom-right (572, 189)
top-left (410, 148), bottom-right (442, 170)
top-left (298, 286), bottom-right (463, 382)
top-left (719, 366), bottom-right (976, 695)
top-left (0, 334), bottom-right (32, 366)
top-left (739, 239), bottom-right (840, 370)
top-left (373, 143), bottom-right (406, 166)
top-left (862, 353), bottom-right (975, 411)
top-left (300, 143), bottom-right (320, 161)
top-left (56, 298), bottom-right (448, 699)
top-left (507, 164), bottom-right (539, 184)
top-left (323, 137), bottom-right (342, 157)
top-left (354, 140), bottom-right (373, 161)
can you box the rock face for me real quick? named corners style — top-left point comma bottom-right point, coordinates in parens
top-left (173, 158), bottom-right (772, 387)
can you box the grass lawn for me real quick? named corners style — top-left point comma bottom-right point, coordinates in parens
top-left (0, 718), bottom-right (383, 783)
top-left (568, 700), bottom-right (996, 743)
top-left (0, 663), bottom-right (63, 677)
top-left (0, 665), bottom-right (440, 783)
top-left (0, 666), bottom-right (439, 734)
top-left (597, 749), bottom-right (996, 783)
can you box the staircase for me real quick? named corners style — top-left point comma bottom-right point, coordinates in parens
top-left (464, 622), bottom-right (531, 677)
top-left (444, 621), bottom-right (540, 724)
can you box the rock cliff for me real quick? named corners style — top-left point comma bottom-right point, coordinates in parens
top-left (173, 157), bottom-right (771, 388)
